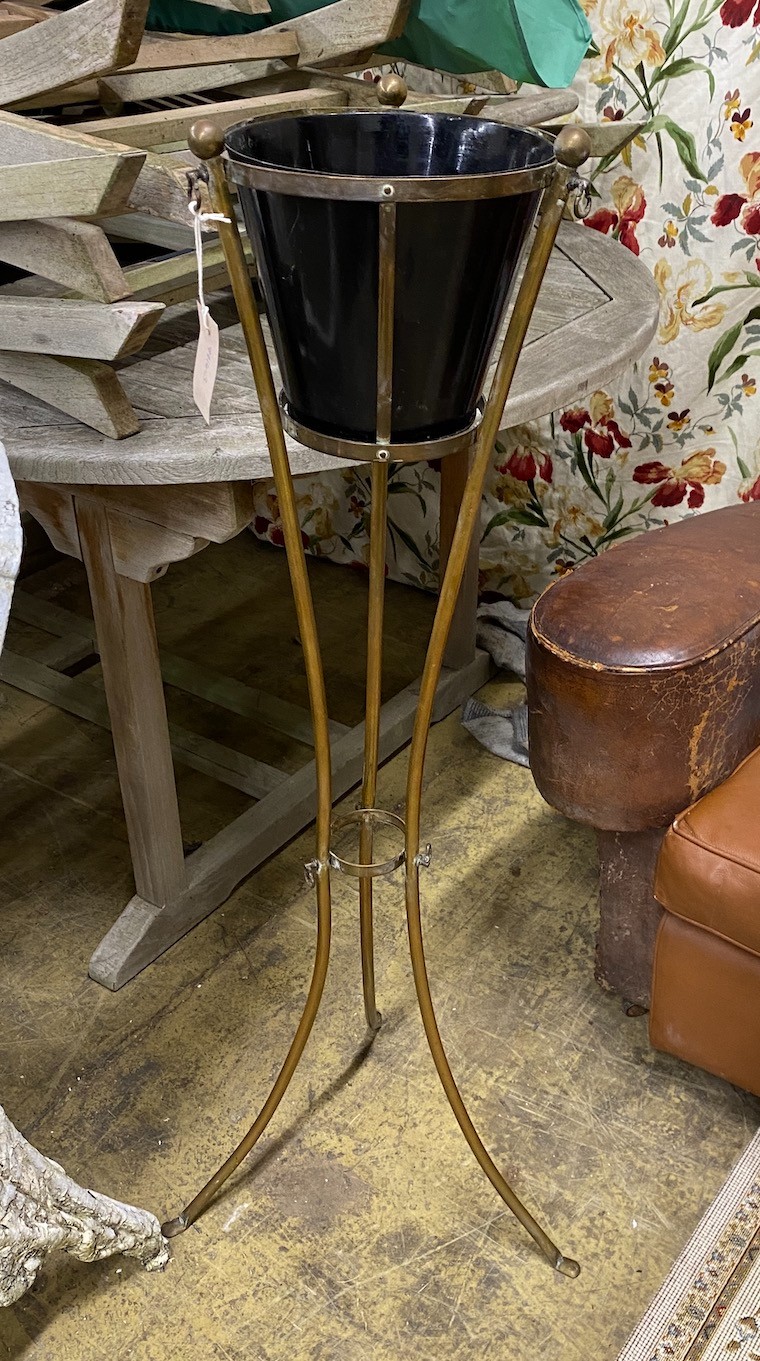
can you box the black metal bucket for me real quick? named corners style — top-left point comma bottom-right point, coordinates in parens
top-left (225, 111), bottom-right (554, 448)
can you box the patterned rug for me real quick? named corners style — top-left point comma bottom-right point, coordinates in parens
top-left (618, 1130), bottom-right (760, 1360)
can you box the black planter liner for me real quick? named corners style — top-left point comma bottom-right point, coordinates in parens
top-left (225, 112), bottom-right (553, 446)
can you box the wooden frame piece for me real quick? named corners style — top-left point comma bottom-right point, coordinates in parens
top-left (0, 113), bottom-right (146, 221)
top-left (0, 298), bottom-right (165, 360)
top-left (98, 56), bottom-right (292, 108)
top-left (0, 354), bottom-right (138, 438)
top-left (192, 0), bottom-right (270, 12)
top-left (125, 152), bottom-right (206, 227)
top-left (122, 237), bottom-right (254, 306)
top-left (0, 0), bottom-right (150, 107)
top-left (118, 27), bottom-right (299, 76)
top-left (78, 85), bottom-right (346, 151)
top-left (267, 0), bottom-right (411, 69)
top-left (0, 219), bottom-right (130, 303)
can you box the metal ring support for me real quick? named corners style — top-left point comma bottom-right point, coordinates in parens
top-left (329, 809), bottom-right (406, 879)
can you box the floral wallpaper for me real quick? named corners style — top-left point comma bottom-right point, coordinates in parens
top-left (252, 1), bottom-right (760, 605)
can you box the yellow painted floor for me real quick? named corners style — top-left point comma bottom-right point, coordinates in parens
top-left (0, 536), bottom-right (758, 1361)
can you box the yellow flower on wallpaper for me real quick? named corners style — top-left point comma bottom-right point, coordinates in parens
top-left (294, 478), bottom-right (340, 542)
top-left (549, 504), bottom-right (606, 546)
top-left (654, 259), bottom-right (727, 343)
top-left (730, 108), bottom-right (753, 141)
top-left (597, 0), bottom-right (666, 70)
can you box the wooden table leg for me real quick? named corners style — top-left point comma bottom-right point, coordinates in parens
top-left (75, 497), bottom-right (187, 910)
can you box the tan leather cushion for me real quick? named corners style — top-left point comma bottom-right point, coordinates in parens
top-left (654, 745), bottom-right (760, 958)
top-left (649, 914), bottom-right (760, 1097)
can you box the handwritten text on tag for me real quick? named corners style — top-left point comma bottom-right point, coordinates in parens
top-left (193, 300), bottom-right (219, 424)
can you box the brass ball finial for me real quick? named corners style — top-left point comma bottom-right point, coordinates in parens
top-left (377, 73), bottom-right (408, 108)
top-left (188, 118), bottom-right (225, 161)
top-left (554, 124), bottom-right (592, 170)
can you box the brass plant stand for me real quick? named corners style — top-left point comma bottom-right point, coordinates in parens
top-left (163, 94), bottom-right (590, 1277)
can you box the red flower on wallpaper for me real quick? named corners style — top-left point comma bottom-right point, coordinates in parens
top-left (719, 0), bottom-right (760, 25)
top-left (498, 449), bottom-right (553, 483)
top-left (633, 450), bottom-right (727, 508)
top-left (741, 474), bottom-right (760, 501)
top-left (711, 152), bottom-right (760, 234)
top-left (254, 515), bottom-right (309, 549)
top-left (585, 175), bottom-right (646, 255)
top-left (560, 392), bottom-right (632, 458)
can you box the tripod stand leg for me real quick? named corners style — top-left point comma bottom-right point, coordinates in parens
top-left (401, 160), bottom-right (582, 1275)
top-left (358, 461), bottom-right (389, 1034)
top-left (163, 127), bottom-right (337, 1236)
top-left (162, 874), bottom-right (331, 1236)
top-left (405, 865), bottom-right (579, 1275)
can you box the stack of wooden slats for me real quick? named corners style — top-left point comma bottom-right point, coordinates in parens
top-left (0, 0), bottom-right (562, 439)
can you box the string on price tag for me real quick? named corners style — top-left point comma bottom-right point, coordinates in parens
top-left (189, 199), bottom-right (230, 425)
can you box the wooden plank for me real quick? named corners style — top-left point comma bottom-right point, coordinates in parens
top-left (99, 56), bottom-right (291, 107)
top-left (0, 353), bottom-right (139, 438)
top-left (268, 0), bottom-right (410, 69)
top-left (0, 644), bottom-right (288, 800)
top-left (160, 652), bottom-right (350, 745)
top-left (120, 237), bottom-right (254, 306)
top-left (0, 219), bottom-right (130, 304)
top-left (78, 85), bottom-right (345, 150)
top-left (98, 212), bottom-right (193, 251)
top-left (0, 0), bottom-right (150, 107)
top-left (19, 484), bottom-right (208, 581)
top-left (0, 113), bottom-right (145, 221)
top-left (60, 480), bottom-right (255, 542)
top-left (0, 298), bottom-right (165, 360)
top-left (192, 0), bottom-right (270, 12)
top-left (0, 15), bottom-right (37, 36)
top-left (8, 80), bottom-right (101, 111)
top-left (11, 586), bottom-right (349, 746)
top-left (540, 120), bottom-right (646, 159)
top-left (19, 484), bottom-right (184, 579)
top-left (117, 28), bottom-right (298, 76)
top-left (0, 3), bottom-right (49, 21)
top-left (126, 151), bottom-right (214, 226)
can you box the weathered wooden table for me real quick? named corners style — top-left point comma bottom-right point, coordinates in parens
top-left (0, 223), bottom-right (658, 990)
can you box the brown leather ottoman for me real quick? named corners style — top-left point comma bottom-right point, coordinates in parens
top-left (650, 746), bottom-right (760, 1096)
top-left (526, 503), bottom-right (760, 1008)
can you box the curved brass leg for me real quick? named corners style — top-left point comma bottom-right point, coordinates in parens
top-left (359, 880), bottom-right (381, 1033)
top-left (401, 166), bottom-right (580, 1275)
top-left (405, 867), bottom-right (579, 1276)
top-left (358, 461), bottom-right (389, 1034)
top-left (165, 136), bottom-right (336, 1237)
top-left (162, 873), bottom-right (331, 1236)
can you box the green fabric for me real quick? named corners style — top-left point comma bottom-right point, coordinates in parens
top-left (146, 0), bottom-right (331, 38)
top-left (146, 0), bottom-right (591, 88)
top-left (381, 0), bottom-right (592, 85)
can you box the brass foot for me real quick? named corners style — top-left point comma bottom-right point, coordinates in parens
top-left (161, 1215), bottom-right (188, 1238)
top-left (555, 1253), bottom-right (581, 1279)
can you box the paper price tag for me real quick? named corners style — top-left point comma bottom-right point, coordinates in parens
top-left (193, 300), bottom-right (219, 425)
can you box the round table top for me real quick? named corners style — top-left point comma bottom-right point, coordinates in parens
top-left (3, 224), bottom-right (658, 488)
